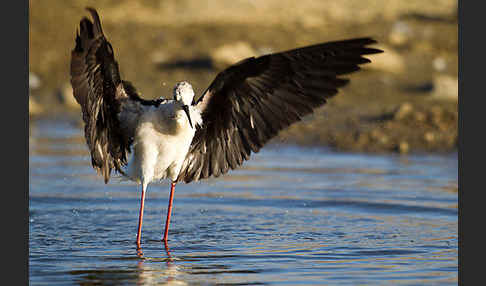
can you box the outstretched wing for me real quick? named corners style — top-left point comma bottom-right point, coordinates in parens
top-left (70, 7), bottom-right (163, 183)
top-left (177, 38), bottom-right (382, 183)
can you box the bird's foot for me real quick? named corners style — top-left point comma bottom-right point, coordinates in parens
top-left (136, 246), bottom-right (144, 258)
top-left (163, 239), bottom-right (172, 258)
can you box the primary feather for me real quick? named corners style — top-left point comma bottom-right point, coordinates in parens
top-left (176, 39), bottom-right (382, 183)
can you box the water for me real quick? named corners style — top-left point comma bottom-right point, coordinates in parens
top-left (29, 117), bottom-right (458, 285)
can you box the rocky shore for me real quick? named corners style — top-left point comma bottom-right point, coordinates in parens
top-left (29, 1), bottom-right (458, 154)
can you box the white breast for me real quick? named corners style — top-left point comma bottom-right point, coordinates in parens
top-left (125, 102), bottom-right (202, 185)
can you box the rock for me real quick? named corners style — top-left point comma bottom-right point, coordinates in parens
top-left (57, 83), bottom-right (80, 110)
top-left (379, 135), bottom-right (389, 144)
top-left (29, 72), bottom-right (41, 90)
top-left (29, 96), bottom-right (43, 116)
top-left (398, 141), bottom-right (409, 154)
top-left (389, 21), bottom-right (413, 46)
top-left (429, 106), bottom-right (443, 119)
top-left (394, 102), bottom-right (413, 120)
top-left (150, 51), bottom-right (168, 65)
top-left (431, 75), bottom-right (458, 101)
top-left (211, 42), bottom-right (256, 67)
top-left (368, 45), bottom-right (406, 74)
top-left (424, 132), bottom-right (435, 142)
top-left (355, 132), bottom-right (370, 146)
top-left (433, 57), bottom-right (447, 72)
top-left (370, 129), bottom-right (382, 140)
top-left (368, 129), bottom-right (388, 145)
top-left (413, 111), bottom-right (426, 122)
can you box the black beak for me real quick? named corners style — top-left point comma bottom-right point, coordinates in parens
top-left (182, 105), bottom-right (193, 129)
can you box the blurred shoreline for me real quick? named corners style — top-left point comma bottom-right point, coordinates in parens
top-left (29, 1), bottom-right (458, 154)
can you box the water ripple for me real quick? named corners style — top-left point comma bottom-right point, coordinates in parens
top-left (29, 118), bottom-right (458, 285)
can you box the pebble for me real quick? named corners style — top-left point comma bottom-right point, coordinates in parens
top-left (368, 45), bottom-right (405, 74)
top-left (398, 141), bottom-right (409, 154)
top-left (413, 111), bottom-right (426, 122)
top-left (432, 75), bottom-right (458, 101)
top-left (211, 42), bottom-right (256, 66)
top-left (150, 51), bottom-right (168, 65)
top-left (424, 132), bottom-right (435, 142)
top-left (389, 21), bottom-right (412, 46)
top-left (29, 96), bottom-right (43, 115)
top-left (433, 57), bottom-right (447, 72)
top-left (29, 72), bottom-right (41, 90)
top-left (394, 102), bottom-right (413, 120)
top-left (57, 83), bottom-right (80, 110)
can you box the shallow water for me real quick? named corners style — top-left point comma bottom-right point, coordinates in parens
top-left (29, 117), bottom-right (458, 285)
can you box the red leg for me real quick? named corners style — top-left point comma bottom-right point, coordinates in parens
top-left (136, 184), bottom-right (147, 250)
top-left (163, 182), bottom-right (176, 242)
top-left (163, 239), bottom-right (172, 258)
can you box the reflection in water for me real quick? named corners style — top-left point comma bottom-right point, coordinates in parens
top-left (70, 244), bottom-right (184, 286)
top-left (136, 246), bottom-right (186, 286)
top-left (30, 118), bottom-right (458, 285)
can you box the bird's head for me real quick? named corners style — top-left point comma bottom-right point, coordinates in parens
top-left (173, 81), bottom-right (195, 106)
top-left (173, 81), bottom-right (195, 128)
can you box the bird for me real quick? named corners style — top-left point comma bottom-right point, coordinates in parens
top-left (70, 7), bottom-right (382, 250)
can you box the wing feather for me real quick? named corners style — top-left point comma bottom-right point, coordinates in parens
top-left (70, 7), bottom-right (162, 183)
top-left (177, 37), bottom-right (382, 183)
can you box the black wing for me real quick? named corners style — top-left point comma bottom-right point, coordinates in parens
top-left (177, 38), bottom-right (382, 183)
top-left (70, 7), bottom-right (163, 183)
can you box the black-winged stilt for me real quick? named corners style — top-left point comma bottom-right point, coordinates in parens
top-left (70, 7), bottom-right (382, 250)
